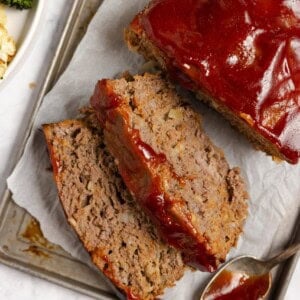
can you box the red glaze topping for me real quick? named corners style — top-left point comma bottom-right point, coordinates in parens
top-left (91, 80), bottom-right (219, 271)
top-left (127, 291), bottom-right (140, 300)
top-left (138, 0), bottom-right (300, 163)
top-left (48, 145), bottom-right (61, 176)
top-left (203, 269), bottom-right (270, 300)
top-left (90, 79), bottom-right (122, 127)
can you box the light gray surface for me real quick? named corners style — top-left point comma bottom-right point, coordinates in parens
top-left (6, 0), bottom-right (300, 299)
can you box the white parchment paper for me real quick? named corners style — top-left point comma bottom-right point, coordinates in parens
top-left (7, 0), bottom-right (300, 298)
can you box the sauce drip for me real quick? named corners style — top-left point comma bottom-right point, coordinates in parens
top-left (139, 0), bottom-right (300, 163)
top-left (203, 269), bottom-right (270, 300)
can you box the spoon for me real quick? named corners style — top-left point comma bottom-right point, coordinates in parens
top-left (200, 243), bottom-right (300, 300)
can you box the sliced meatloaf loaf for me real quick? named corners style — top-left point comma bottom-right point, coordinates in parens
top-left (90, 73), bottom-right (248, 272)
top-left (43, 113), bottom-right (185, 300)
top-left (125, 0), bottom-right (300, 164)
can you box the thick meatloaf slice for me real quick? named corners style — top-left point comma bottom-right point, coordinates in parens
top-left (90, 73), bottom-right (248, 272)
top-left (43, 114), bottom-right (185, 300)
top-left (125, 0), bottom-right (300, 164)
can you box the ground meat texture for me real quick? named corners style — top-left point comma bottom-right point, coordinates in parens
top-left (43, 113), bottom-right (185, 300)
top-left (90, 73), bottom-right (248, 272)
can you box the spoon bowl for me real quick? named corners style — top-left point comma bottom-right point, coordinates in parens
top-left (200, 243), bottom-right (300, 300)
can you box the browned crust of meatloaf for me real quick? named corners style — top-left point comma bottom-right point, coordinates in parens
top-left (124, 18), bottom-right (288, 163)
top-left (43, 113), bottom-right (185, 300)
top-left (91, 73), bottom-right (248, 272)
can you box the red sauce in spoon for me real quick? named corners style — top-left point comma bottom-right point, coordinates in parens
top-left (136, 0), bottom-right (300, 163)
top-left (203, 269), bottom-right (270, 300)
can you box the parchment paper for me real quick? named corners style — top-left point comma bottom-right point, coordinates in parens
top-left (7, 0), bottom-right (300, 299)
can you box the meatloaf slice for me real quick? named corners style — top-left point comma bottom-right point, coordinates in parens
top-left (125, 0), bottom-right (300, 164)
top-left (43, 113), bottom-right (185, 300)
top-left (90, 73), bottom-right (248, 272)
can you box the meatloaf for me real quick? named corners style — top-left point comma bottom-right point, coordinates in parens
top-left (125, 0), bottom-right (300, 164)
top-left (90, 73), bottom-right (248, 272)
top-left (43, 113), bottom-right (185, 300)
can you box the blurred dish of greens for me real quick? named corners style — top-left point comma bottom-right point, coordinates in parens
top-left (0, 0), bottom-right (33, 10)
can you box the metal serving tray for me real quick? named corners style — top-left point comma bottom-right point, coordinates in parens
top-left (0, 0), bottom-right (299, 299)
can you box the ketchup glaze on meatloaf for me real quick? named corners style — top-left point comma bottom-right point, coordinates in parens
top-left (132, 0), bottom-right (300, 163)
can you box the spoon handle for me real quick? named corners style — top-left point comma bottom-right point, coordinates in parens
top-left (265, 243), bottom-right (300, 270)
